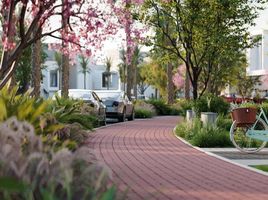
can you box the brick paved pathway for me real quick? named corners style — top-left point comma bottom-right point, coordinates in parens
top-left (89, 116), bottom-right (268, 200)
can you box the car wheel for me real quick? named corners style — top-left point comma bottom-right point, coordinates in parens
top-left (118, 109), bottom-right (126, 122)
top-left (128, 111), bottom-right (135, 121)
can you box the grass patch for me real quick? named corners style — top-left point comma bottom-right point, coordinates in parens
top-left (251, 165), bottom-right (268, 172)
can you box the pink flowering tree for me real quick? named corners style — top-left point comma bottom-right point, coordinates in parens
top-left (111, 0), bottom-right (145, 98)
top-left (0, 0), bottom-right (118, 89)
top-left (173, 65), bottom-right (185, 91)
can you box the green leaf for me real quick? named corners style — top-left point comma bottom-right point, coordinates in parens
top-left (0, 177), bottom-right (28, 193)
top-left (100, 186), bottom-right (116, 200)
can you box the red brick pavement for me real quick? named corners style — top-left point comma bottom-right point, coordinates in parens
top-left (87, 116), bottom-right (268, 200)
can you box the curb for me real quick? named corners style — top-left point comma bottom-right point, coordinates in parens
top-left (172, 125), bottom-right (268, 177)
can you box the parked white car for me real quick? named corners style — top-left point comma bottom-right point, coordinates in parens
top-left (94, 90), bottom-right (135, 122)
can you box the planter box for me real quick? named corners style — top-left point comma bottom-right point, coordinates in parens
top-left (186, 110), bottom-right (195, 122)
top-left (231, 107), bottom-right (257, 127)
top-left (201, 112), bottom-right (218, 127)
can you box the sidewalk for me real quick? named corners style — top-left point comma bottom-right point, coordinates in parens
top-left (202, 148), bottom-right (268, 166)
top-left (88, 116), bottom-right (268, 200)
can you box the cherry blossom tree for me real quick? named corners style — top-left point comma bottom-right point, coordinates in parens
top-left (0, 0), bottom-right (118, 89)
top-left (111, 0), bottom-right (145, 98)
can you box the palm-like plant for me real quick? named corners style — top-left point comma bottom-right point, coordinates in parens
top-left (79, 55), bottom-right (90, 89)
top-left (104, 57), bottom-right (112, 90)
top-left (118, 49), bottom-right (127, 92)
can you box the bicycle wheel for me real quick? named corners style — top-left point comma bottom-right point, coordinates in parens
top-left (230, 117), bottom-right (267, 153)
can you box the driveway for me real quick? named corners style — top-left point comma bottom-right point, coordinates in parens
top-left (88, 116), bottom-right (268, 200)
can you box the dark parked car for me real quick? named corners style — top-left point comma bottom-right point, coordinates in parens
top-left (56, 89), bottom-right (106, 125)
top-left (94, 90), bottom-right (134, 122)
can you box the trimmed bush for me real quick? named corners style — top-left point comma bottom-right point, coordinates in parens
top-left (145, 99), bottom-right (182, 115)
top-left (135, 109), bottom-right (154, 118)
top-left (146, 99), bottom-right (171, 115)
top-left (134, 100), bottom-right (156, 118)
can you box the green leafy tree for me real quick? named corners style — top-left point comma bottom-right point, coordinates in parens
top-left (139, 0), bottom-right (264, 99)
top-left (140, 58), bottom-right (167, 98)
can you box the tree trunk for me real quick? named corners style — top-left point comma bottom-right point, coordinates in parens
top-left (185, 70), bottom-right (190, 99)
top-left (61, 0), bottom-right (69, 98)
top-left (155, 88), bottom-right (158, 99)
top-left (61, 54), bottom-right (69, 98)
top-left (126, 63), bottom-right (133, 98)
top-left (192, 80), bottom-right (198, 100)
top-left (167, 62), bottom-right (174, 104)
top-left (133, 64), bottom-right (137, 99)
top-left (31, 29), bottom-right (42, 97)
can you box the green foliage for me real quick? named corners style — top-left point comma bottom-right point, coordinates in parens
top-left (146, 99), bottom-right (171, 115)
top-left (135, 109), bottom-right (154, 118)
top-left (140, 60), bottom-right (167, 98)
top-left (15, 45), bottom-right (47, 93)
top-left (261, 102), bottom-right (268, 115)
top-left (175, 99), bottom-right (193, 116)
top-left (216, 115), bottom-right (232, 131)
top-left (60, 114), bottom-right (98, 130)
top-left (134, 100), bottom-right (156, 118)
top-left (190, 126), bottom-right (232, 148)
top-left (193, 94), bottom-right (229, 116)
top-left (251, 165), bottom-right (268, 173)
top-left (0, 85), bottom-right (98, 151)
top-left (139, 0), bottom-right (264, 99)
top-left (175, 118), bottom-right (232, 147)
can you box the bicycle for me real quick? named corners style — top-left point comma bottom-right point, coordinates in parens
top-left (230, 107), bottom-right (268, 153)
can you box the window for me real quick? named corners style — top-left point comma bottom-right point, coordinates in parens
top-left (50, 70), bottom-right (58, 87)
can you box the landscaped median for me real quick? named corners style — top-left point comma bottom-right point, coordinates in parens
top-left (174, 94), bottom-right (234, 148)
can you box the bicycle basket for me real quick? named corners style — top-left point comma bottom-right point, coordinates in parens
top-left (231, 107), bottom-right (257, 127)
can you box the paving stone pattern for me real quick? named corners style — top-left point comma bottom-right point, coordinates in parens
top-left (88, 116), bottom-right (268, 200)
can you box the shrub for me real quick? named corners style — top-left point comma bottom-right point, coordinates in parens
top-left (59, 113), bottom-right (98, 130)
top-left (193, 94), bottom-right (229, 116)
top-left (135, 109), bottom-right (154, 118)
top-left (134, 100), bottom-right (156, 118)
top-left (216, 115), bottom-right (233, 131)
top-left (145, 99), bottom-right (182, 115)
top-left (146, 99), bottom-right (171, 115)
top-left (191, 126), bottom-right (232, 147)
top-left (0, 85), bottom-right (97, 151)
top-left (176, 99), bottom-right (194, 116)
top-left (175, 118), bottom-right (233, 147)
top-left (0, 118), bottom-right (116, 200)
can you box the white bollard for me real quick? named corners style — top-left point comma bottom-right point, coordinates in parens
top-left (186, 110), bottom-right (195, 122)
top-left (201, 112), bottom-right (218, 127)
